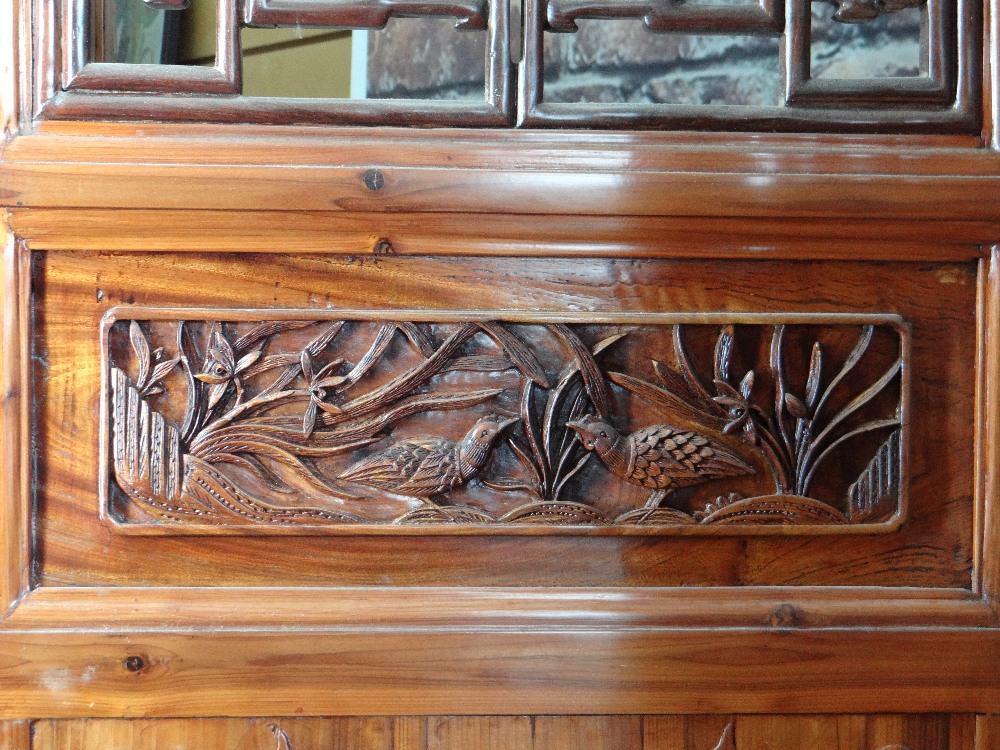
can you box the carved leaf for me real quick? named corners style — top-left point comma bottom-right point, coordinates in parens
top-left (478, 322), bottom-right (550, 388)
top-left (784, 392), bottom-right (808, 419)
top-left (395, 321), bottom-right (436, 358)
top-left (611, 371), bottom-right (727, 428)
top-left (129, 320), bottom-right (151, 389)
top-left (714, 324), bottom-right (735, 383)
top-left (233, 320), bottom-right (315, 353)
top-left (550, 324), bottom-right (613, 418)
top-left (805, 342), bottom-right (822, 407)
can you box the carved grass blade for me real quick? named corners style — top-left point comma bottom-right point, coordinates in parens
top-left (129, 320), bottom-right (151, 390)
top-left (211, 452), bottom-right (296, 494)
top-left (177, 321), bottom-right (203, 444)
top-left (552, 451), bottom-right (592, 503)
top-left (714, 324), bottom-right (735, 383)
top-left (550, 324), bottom-right (613, 418)
top-left (672, 325), bottom-right (716, 407)
top-left (519, 380), bottom-right (550, 493)
top-left (800, 417), bottom-right (901, 495)
top-left (444, 355), bottom-right (515, 373)
top-left (769, 324), bottom-right (795, 462)
top-left (341, 323), bottom-right (396, 388)
top-left (801, 357), bottom-right (902, 485)
top-left (507, 435), bottom-right (543, 489)
top-left (653, 360), bottom-right (699, 403)
top-left (478, 322), bottom-right (549, 388)
top-left (805, 342), bottom-right (823, 408)
top-left (609, 372), bottom-right (727, 429)
top-left (234, 320), bottom-right (315, 352)
top-left (335, 324), bottom-right (478, 419)
top-left (395, 322), bottom-right (436, 358)
top-left (812, 325), bottom-right (874, 422)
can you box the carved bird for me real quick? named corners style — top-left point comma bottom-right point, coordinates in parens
top-left (566, 415), bottom-right (754, 508)
top-left (337, 414), bottom-right (519, 504)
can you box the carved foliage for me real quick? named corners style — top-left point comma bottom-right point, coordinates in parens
top-left (105, 316), bottom-right (904, 531)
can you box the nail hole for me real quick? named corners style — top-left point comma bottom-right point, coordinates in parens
top-left (362, 169), bottom-right (385, 191)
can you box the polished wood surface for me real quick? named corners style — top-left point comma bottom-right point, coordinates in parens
top-left (22, 715), bottom-right (979, 750)
top-left (4, 0), bottom-right (1000, 741)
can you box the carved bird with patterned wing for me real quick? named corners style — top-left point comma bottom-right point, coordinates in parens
top-left (337, 413), bottom-right (519, 504)
top-left (566, 415), bottom-right (754, 508)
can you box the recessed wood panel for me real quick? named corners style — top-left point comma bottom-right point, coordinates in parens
top-left (32, 252), bottom-right (975, 587)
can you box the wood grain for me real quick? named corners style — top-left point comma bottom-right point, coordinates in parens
top-left (24, 715), bottom-right (982, 750)
top-left (31, 252), bottom-right (976, 588)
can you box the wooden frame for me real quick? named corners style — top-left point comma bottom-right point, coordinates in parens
top-left (38, 0), bottom-right (515, 126)
top-left (5, 0), bottom-right (1000, 730)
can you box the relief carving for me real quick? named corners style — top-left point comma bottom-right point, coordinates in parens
top-left (104, 313), bottom-right (905, 531)
top-left (817, 0), bottom-right (925, 23)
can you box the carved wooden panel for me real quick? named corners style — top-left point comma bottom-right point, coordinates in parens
top-left (33, 252), bottom-right (973, 588)
top-left (103, 311), bottom-right (906, 532)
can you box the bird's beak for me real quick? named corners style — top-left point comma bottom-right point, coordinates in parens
top-left (565, 419), bottom-right (593, 449)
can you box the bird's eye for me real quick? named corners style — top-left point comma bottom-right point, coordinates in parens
top-left (481, 430), bottom-right (489, 438)
top-left (599, 430), bottom-right (608, 438)
top-left (215, 365), bottom-right (226, 375)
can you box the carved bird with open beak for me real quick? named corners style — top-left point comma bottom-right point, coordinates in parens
top-left (337, 413), bottom-right (519, 504)
top-left (566, 414), bottom-right (754, 508)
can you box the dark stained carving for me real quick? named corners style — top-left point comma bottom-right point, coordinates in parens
top-left (139, 0), bottom-right (190, 8)
top-left (818, 0), bottom-right (924, 23)
top-left (244, 0), bottom-right (490, 30)
top-left (565, 416), bottom-right (755, 508)
top-left (545, 0), bottom-right (783, 33)
top-left (105, 314), bottom-right (905, 532)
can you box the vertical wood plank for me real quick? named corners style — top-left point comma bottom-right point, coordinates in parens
top-left (980, 249), bottom-right (1000, 612)
top-left (427, 717), bottom-right (532, 750)
top-left (976, 715), bottom-right (1000, 750)
top-left (735, 715), bottom-right (867, 750)
top-left (0, 228), bottom-right (29, 618)
top-left (0, 721), bottom-right (30, 750)
top-left (642, 715), bottom-right (734, 750)
top-left (949, 714), bottom-right (977, 750)
top-left (534, 716), bottom-right (641, 750)
top-left (393, 717), bottom-right (427, 750)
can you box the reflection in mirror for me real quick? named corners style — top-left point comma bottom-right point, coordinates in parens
top-left (89, 0), bottom-right (216, 64)
top-left (810, 3), bottom-right (922, 79)
top-left (239, 19), bottom-right (487, 100)
top-left (542, 22), bottom-right (781, 105)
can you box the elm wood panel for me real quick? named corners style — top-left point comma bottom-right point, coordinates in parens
top-left (532, 716), bottom-right (642, 749)
top-left (5, 210), bottom-right (992, 257)
top-left (0, 232), bottom-right (30, 617)
top-left (12, 161), bottom-right (1000, 220)
top-left (427, 716), bottom-right (534, 749)
top-left (976, 715), bottom-right (1000, 749)
top-left (732, 714), bottom-right (970, 749)
top-left (1, 630), bottom-right (1000, 717)
top-left (979, 248), bottom-right (1000, 606)
top-left (23, 715), bottom-right (977, 750)
top-left (7, 587), bottom-right (992, 632)
top-left (34, 253), bottom-right (975, 587)
top-left (0, 722), bottom-right (30, 750)
top-left (31, 717), bottom-right (393, 749)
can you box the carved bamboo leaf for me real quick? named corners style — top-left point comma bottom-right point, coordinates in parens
top-left (129, 320), bottom-right (151, 389)
top-left (805, 342), bottom-right (823, 408)
top-left (813, 325), bottom-right (874, 421)
top-left (395, 322), bottom-right (436, 358)
top-left (610, 372), bottom-right (728, 428)
top-left (654, 360), bottom-right (699, 402)
top-left (673, 325), bottom-right (717, 407)
top-left (233, 320), bottom-right (315, 353)
top-left (550, 324), bottom-right (613, 418)
top-left (341, 323), bottom-right (397, 388)
top-left (714, 324), bottom-right (735, 383)
top-left (445, 355), bottom-right (515, 373)
top-left (477, 322), bottom-right (550, 388)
